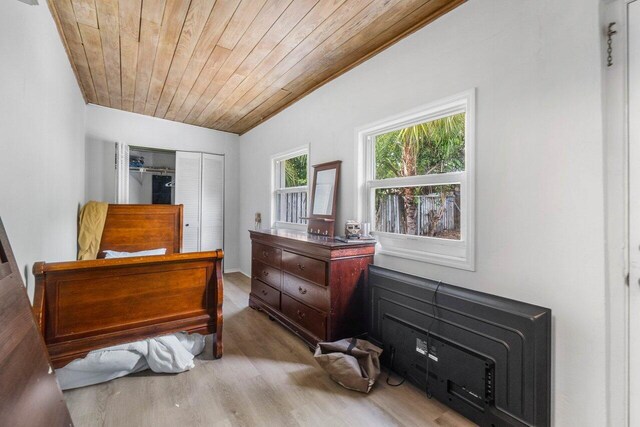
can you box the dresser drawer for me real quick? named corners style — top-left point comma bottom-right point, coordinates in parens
top-left (252, 260), bottom-right (281, 289)
top-left (283, 273), bottom-right (329, 311)
top-left (281, 294), bottom-right (326, 340)
top-left (251, 279), bottom-right (280, 310)
top-left (252, 242), bottom-right (281, 268)
top-left (282, 251), bottom-right (326, 286)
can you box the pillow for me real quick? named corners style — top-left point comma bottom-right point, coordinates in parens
top-left (103, 248), bottom-right (167, 259)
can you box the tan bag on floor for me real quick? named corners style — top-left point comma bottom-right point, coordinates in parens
top-left (313, 338), bottom-right (382, 393)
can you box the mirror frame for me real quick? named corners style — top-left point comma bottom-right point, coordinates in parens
top-left (307, 160), bottom-right (341, 237)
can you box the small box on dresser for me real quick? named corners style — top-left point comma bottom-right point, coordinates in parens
top-left (248, 229), bottom-right (376, 347)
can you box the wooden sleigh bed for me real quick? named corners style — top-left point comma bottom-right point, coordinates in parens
top-left (32, 204), bottom-right (223, 368)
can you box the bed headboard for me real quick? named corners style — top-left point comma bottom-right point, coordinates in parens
top-left (97, 204), bottom-right (183, 256)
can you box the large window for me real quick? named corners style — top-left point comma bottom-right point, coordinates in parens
top-left (272, 147), bottom-right (309, 228)
top-left (357, 91), bottom-right (475, 270)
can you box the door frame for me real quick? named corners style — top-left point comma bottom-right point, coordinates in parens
top-left (605, 1), bottom-right (638, 426)
top-left (627, 2), bottom-right (640, 425)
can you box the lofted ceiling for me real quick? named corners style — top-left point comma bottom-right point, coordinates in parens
top-left (48, 0), bottom-right (464, 134)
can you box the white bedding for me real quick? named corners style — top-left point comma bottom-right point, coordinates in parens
top-left (56, 332), bottom-right (205, 390)
top-left (103, 248), bottom-right (167, 258)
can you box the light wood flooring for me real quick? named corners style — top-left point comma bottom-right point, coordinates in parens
top-left (64, 273), bottom-right (475, 427)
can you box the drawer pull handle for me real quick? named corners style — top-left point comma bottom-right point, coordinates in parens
top-left (298, 286), bottom-right (307, 295)
top-left (297, 263), bottom-right (305, 271)
top-left (262, 271), bottom-right (269, 277)
top-left (296, 309), bottom-right (306, 320)
top-left (262, 251), bottom-right (269, 258)
top-left (261, 290), bottom-right (268, 296)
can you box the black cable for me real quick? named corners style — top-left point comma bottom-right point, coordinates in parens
top-left (386, 345), bottom-right (406, 387)
top-left (424, 281), bottom-right (442, 398)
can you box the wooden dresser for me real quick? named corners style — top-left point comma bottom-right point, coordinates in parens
top-left (249, 229), bottom-right (376, 347)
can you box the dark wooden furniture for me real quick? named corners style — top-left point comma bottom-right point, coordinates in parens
top-left (249, 229), bottom-right (375, 347)
top-left (306, 160), bottom-right (341, 237)
top-left (97, 204), bottom-right (183, 256)
top-left (33, 204), bottom-right (224, 368)
top-left (0, 218), bottom-right (72, 426)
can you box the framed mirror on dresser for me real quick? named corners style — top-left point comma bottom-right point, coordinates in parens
top-left (306, 160), bottom-right (341, 238)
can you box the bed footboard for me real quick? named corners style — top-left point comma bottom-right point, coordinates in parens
top-left (33, 251), bottom-right (224, 368)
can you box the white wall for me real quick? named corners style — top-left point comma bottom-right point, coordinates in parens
top-left (238, 1), bottom-right (606, 425)
top-left (0, 1), bottom-right (86, 298)
top-left (85, 105), bottom-right (240, 271)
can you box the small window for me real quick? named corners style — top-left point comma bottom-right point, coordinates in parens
top-left (272, 148), bottom-right (309, 228)
top-left (357, 90), bottom-right (475, 270)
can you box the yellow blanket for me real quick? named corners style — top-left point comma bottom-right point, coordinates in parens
top-left (77, 201), bottom-right (109, 260)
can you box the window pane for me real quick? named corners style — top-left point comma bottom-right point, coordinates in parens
top-left (375, 113), bottom-right (465, 179)
top-left (276, 191), bottom-right (308, 224)
top-left (374, 184), bottom-right (461, 240)
top-left (283, 154), bottom-right (308, 187)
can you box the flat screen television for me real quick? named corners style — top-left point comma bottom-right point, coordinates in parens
top-left (367, 265), bottom-right (551, 427)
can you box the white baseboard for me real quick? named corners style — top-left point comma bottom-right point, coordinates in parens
top-left (224, 268), bottom-right (250, 278)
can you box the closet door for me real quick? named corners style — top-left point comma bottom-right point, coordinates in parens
top-left (201, 154), bottom-right (224, 251)
top-left (175, 152), bottom-right (201, 252)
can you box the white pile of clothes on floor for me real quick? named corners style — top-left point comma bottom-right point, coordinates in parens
top-left (56, 332), bottom-right (205, 390)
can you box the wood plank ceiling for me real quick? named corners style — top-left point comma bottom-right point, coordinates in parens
top-left (49, 0), bottom-right (465, 135)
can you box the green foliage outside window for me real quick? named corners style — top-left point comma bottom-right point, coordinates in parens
top-left (375, 113), bottom-right (465, 179)
top-left (284, 154), bottom-right (308, 187)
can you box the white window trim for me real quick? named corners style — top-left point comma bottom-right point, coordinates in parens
top-left (355, 89), bottom-right (476, 271)
top-left (271, 145), bottom-right (310, 230)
